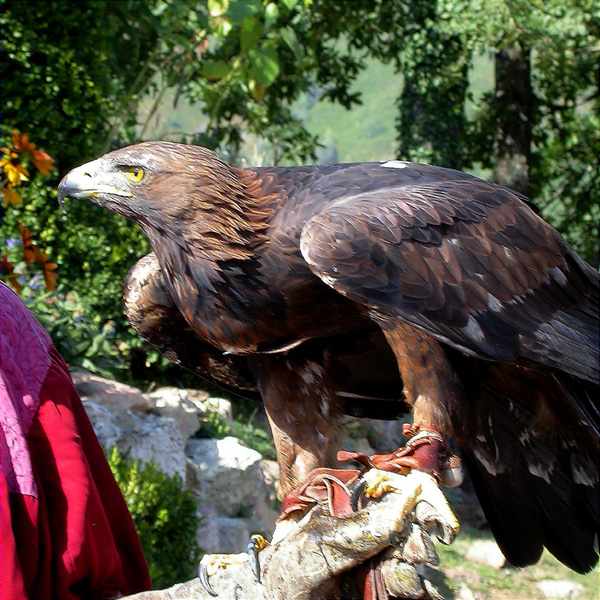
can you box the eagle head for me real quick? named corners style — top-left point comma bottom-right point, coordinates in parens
top-left (57, 141), bottom-right (244, 228)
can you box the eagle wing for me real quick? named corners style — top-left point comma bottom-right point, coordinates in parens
top-left (300, 177), bottom-right (599, 384)
top-left (300, 175), bottom-right (600, 572)
top-left (123, 253), bottom-right (258, 395)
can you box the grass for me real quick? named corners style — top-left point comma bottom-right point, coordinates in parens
top-left (430, 525), bottom-right (600, 600)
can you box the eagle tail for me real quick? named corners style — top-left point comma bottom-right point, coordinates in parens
top-left (459, 368), bottom-right (599, 573)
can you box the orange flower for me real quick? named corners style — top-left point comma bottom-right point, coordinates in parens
top-left (11, 130), bottom-right (36, 155)
top-left (32, 148), bottom-right (54, 175)
top-left (42, 260), bottom-right (58, 290)
top-left (2, 186), bottom-right (22, 207)
top-left (19, 225), bottom-right (35, 263)
top-left (17, 225), bottom-right (58, 290)
top-left (2, 130), bottom-right (54, 177)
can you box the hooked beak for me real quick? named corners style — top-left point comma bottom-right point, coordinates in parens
top-left (57, 159), bottom-right (132, 207)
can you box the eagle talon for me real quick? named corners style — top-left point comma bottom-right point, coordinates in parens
top-left (198, 558), bottom-right (218, 597)
top-left (350, 477), bottom-right (367, 511)
top-left (247, 534), bottom-right (269, 584)
top-left (363, 469), bottom-right (398, 499)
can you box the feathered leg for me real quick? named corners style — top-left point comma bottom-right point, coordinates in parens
top-left (253, 354), bottom-right (342, 497)
top-left (357, 321), bottom-right (464, 498)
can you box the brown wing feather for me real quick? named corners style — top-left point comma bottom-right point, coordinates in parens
top-left (123, 253), bottom-right (258, 393)
top-left (301, 179), bottom-right (599, 383)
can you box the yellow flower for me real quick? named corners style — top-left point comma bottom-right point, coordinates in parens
top-left (2, 160), bottom-right (29, 186)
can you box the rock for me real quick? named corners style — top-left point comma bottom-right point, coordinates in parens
top-left (120, 413), bottom-right (187, 480)
top-left (456, 583), bottom-right (477, 600)
top-left (84, 400), bottom-right (187, 480)
top-left (184, 388), bottom-right (210, 404)
top-left (197, 515), bottom-right (251, 554)
top-left (72, 369), bottom-right (152, 412)
top-left (147, 387), bottom-right (204, 439)
top-left (465, 540), bottom-right (506, 569)
top-left (198, 395), bottom-right (233, 422)
top-left (340, 435), bottom-right (375, 456)
top-left (536, 580), bottom-right (584, 599)
top-left (260, 459), bottom-right (279, 492)
top-left (83, 400), bottom-right (123, 450)
top-left (186, 437), bottom-right (264, 516)
top-left (186, 437), bottom-right (279, 540)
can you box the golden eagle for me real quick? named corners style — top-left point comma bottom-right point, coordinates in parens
top-left (59, 142), bottom-right (599, 574)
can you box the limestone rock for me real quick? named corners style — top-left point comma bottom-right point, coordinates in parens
top-left (186, 437), bottom-right (264, 517)
top-left (197, 515), bottom-right (251, 554)
top-left (83, 400), bottom-right (123, 450)
top-left (340, 435), bottom-right (375, 456)
top-left (536, 580), bottom-right (584, 599)
top-left (120, 413), bottom-right (187, 480)
top-left (198, 395), bottom-right (233, 422)
top-left (72, 369), bottom-right (152, 412)
top-left (84, 400), bottom-right (186, 480)
top-left (361, 417), bottom-right (406, 452)
top-left (465, 540), bottom-right (506, 569)
top-left (186, 437), bottom-right (278, 539)
top-left (260, 459), bottom-right (279, 486)
top-left (456, 583), bottom-right (478, 600)
top-left (147, 386), bottom-right (204, 439)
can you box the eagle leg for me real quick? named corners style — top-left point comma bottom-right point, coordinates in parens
top-left (382, 323), bottom-right (463, 486)
top-left (253, 354), bottom-right (342, 498)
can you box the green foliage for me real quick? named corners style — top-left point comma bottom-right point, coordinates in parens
top-left (197, 411), bottom-right (276, 460)
top-left (21, 287), bottom-right (128, 377)
top-left (108, 447), bottom-right (201, 589)
top-left (390, 0), bottom-right (600, 263)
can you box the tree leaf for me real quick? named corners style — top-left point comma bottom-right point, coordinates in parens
top-left (281, 26), bottom-right (303, 59)
top-left (264, 2), bottom-right (279, 27)
top-left (241, 16), bottom-right (263, 53)
top-left (227, 0), bottom-right (260, 24)
top-left (248, 46), bottom-right (280, 86)
top-left (207, 0), bottom-right (228, 17)
top-left (201, 60), bottom-right (231, 80)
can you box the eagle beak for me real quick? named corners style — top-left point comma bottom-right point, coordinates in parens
top-left (57, 162), bottom-right (100, 207)
top-left (57, 159), bottom-right (132, 207)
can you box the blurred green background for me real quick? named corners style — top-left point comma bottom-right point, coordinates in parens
top-left (1, 0), bottom-right (599, 382)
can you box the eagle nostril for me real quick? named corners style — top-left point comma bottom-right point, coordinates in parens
top-left (84, 171), bottom-right (92, 178)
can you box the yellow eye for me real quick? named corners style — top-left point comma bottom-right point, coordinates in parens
top-left (127, 166), bottom-right (144, 183)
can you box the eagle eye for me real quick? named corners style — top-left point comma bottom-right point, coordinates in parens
top-left (127, 166), bottom-right (145, 183)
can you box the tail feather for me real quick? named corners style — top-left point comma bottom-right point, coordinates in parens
top-left (458, 363), bottom-right (600, 573)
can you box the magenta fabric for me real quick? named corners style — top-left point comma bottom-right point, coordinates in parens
top-left (0, 282), bottom-right (51, 497)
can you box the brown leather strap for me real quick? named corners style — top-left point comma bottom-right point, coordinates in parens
top-left (279, 468), bottom-right (361, 520)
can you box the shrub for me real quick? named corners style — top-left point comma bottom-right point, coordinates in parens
top-left (107, 447), bottom-right (201, 589)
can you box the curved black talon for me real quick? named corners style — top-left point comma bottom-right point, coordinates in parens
top-left (247, 534), bottom-right (269, 584)
top-left (350, 477), bottom-right (367, 512)
top-left (198, 560), bottom-right (218, 597)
